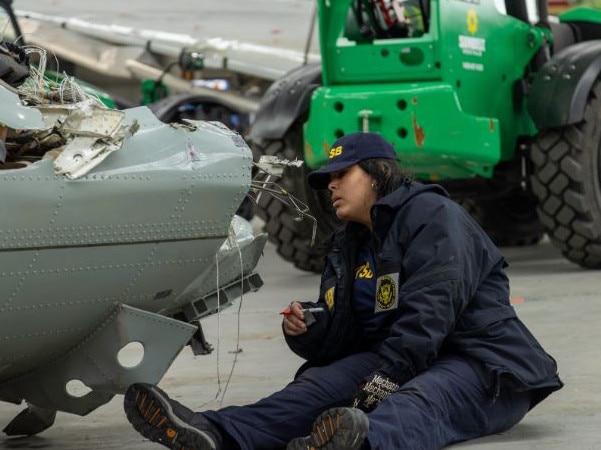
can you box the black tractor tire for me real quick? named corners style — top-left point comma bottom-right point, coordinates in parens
top-left (251, 125), bottom-right (338, 273)
top-left (530, 79), bottom-right (601, 268)
top-left (148, 94), bottom-right (251, 135)
top-left (456, 190), bottom-right (544, 247)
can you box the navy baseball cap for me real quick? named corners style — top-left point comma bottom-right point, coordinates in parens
top-left (307, 132), bottom-right (396, 190)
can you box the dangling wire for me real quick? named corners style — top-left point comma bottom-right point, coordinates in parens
top-left (198, 223), bottom-right (247, 408)
top-left (205, 156), bottom-right (319, 404)
top-left (217, 225), bottom-right (245, 407)
top-left (16, 45), bottom-right (105, 107)
top-left (247, 156), bottom-right (318, 246)
top-left (198, 253), bottom-right (224, 408)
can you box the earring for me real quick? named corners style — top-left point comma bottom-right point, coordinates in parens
top-left (371, 182), bottom-right (378, 191)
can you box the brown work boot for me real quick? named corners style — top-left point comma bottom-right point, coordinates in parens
top-left (287, 407), bottom-right (369, 450)
top-left (124, 383), bottom-right (223, 450)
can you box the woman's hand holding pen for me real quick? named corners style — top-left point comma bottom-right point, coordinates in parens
top-left (282, 302), bottom-right (307, 336)
top-left (281, 302), bottom-right (326, 336)
top-left (281, 301), bottom-right (307, 336)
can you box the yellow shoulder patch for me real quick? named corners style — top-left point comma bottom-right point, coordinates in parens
top-left (324, 287), bottom-right (335, 310)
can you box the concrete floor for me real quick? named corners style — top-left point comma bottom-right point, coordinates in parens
top-left (1, 238), bottom-right (600, 449)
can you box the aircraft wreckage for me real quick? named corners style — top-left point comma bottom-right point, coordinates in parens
top-left (0, 49), bottom-right (288, 436)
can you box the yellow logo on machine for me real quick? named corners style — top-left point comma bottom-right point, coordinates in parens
top-left (467, 8), bottom-right (478, 35)
top-left (329, 145), bottom-right (343, 159)
top-left (324, 287), bottom-right (335, 309)
top-left (355, 261), bottom-right (374, 279)
top-left (376, 275), bottom-right (397, 311)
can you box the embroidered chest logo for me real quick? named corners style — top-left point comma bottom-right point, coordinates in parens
top-left (355, 261), bottom-right (374, 279)
top-left (375, 274), bottom-right (398, 312)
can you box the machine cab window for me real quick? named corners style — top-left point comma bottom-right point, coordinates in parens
top-left (346, 0), bottom-right (429, 42)
top-left (494, 0), bottom-right (540, 24)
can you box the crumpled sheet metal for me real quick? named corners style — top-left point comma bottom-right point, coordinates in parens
top-left (51, 104), bottom-right (134, 179)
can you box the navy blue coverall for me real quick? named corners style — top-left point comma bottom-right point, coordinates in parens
top-left (202, 181), bottom-right (563, 450)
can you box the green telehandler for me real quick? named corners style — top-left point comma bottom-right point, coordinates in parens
top-left (249, 0), bottom-right (601, 272)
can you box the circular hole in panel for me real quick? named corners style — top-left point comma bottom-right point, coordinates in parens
top-left (397, 128), bottom-right (408, 139)
top-left (117, 341), bottom-right (145, 369)
top-left (399, 48), bottom-right (424, 66)
top-left (334, 102), bottom-right (344, 113)
top-left (66, 379), bottom-right (92, 398)
top-left (334, 129), bottom-right (345, 139)
top-left (397, 99), bottom-right (407, 110)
